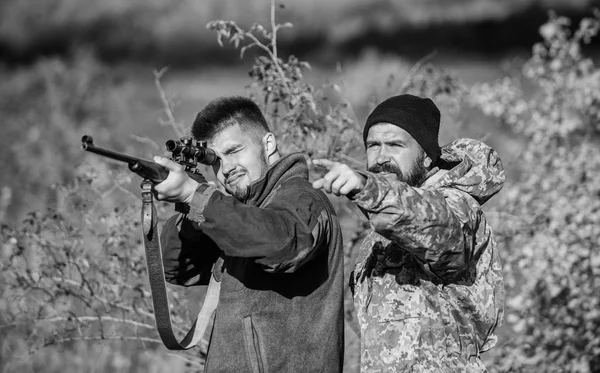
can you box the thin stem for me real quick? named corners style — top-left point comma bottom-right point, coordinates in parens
top-left (244, 32), bottom-right (290, 95)
top-left (91, 184), bottom-right (118, 213)
top-left (111, 179), bottom-right (141, 202)
top-left (130, 134), bottom-right (161, 151)
top-left (1, 316), bottom-right (155, 330)
top-left (309, 150), bottom-right (364, 169)
top-left (51, 277), bottom-right (155, 320)
top-left (399, 50), bottom-right (438, 92)
top-left (21, 336), bottom-right (204, 369)
top-left (335, 153), bottom-right (365, 169)
top-left (153, 68), bottom-right (185, 139)
top-left (42, 335), bottom-right (163, 349)
top-left (50, 277), bottom-right (190, 335)
top-left (11, 335), bottom-right (165, 363)
top-left (271, 0), bottom-right (278, 60)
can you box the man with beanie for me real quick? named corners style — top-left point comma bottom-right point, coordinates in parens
top-left (313, 94), bottom-right (505, 372)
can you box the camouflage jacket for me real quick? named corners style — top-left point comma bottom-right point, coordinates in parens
top-left (350, 138), bottom-right (505, 373)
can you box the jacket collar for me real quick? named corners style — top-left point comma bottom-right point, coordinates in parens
top-left (242, 152), bottom-right (308, 206)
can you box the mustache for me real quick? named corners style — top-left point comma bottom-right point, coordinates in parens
top-left (368, 161), bottom-right (428, 187)
top-left (367, 163), bottom-right (402, 176)
top-left (225, 170), bottom-right (246, 183)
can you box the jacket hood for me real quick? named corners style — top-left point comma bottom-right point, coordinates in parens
top-left (424, 138), bottom-right (505, 205)
top-left (243, 152), bottom-right (308, 206)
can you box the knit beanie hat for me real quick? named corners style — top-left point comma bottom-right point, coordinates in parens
top-left (363, 94), bottom-right (441, 163)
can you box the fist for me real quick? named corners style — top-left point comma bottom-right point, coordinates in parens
top-left (311, 159), bottom-right (366, 197)
top-left (152, 156), bottom-right (200, 204)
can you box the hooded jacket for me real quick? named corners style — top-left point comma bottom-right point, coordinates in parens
top-left (160, 153), bottom-right (344, 373)
top-left (350, 138), bottom-right (505, 372)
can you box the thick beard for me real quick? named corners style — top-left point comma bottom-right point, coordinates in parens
top-left (227, 148), bottom-right (268, 201)
top-left (368, 153), bottom-right (428, 187)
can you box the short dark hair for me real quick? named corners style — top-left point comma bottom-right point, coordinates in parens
top-left (192, 96), bottom-right (270, 143)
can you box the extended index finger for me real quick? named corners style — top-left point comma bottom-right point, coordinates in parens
top-left (312, 159), bottom-right (339, 170)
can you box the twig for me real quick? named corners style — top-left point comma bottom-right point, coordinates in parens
top-left (271, 0), bottom-right (278, 60)
top-left (52, 277), bottom-right (155, 320)
top-left (21, 336), bottom-right (203, 369)
top-left (11, 335), bottom-right (165, 363)
top-left (154, 68), bottom-right (185, 138)
top-left (485, 211), bottom-right (529, 223)
top-left (310, 151), bottom-right (364, 169)
top-left (131, 134), bottom-right (161, 151)
top-left (244, 34), bottom-right (290, 96)
top-left (0, 186), bottom-right (12, 223)
top-left (42, 335), bottom-right (163, 349)
top-left (242, 0), bottom-right (290, 95)
top-left (49, 277), bottom-right (190, 336)
top-left (399, 50), bottom-right (438, 92)
top-left (335, 154), bottom-right (365, 169)
top-left (91, 184), bottom-right (118, 213)
top-left (110, 178), bottom-right (141, 202)
top-left (479, 132), bottom-right (491, 142)
top-left (89, 170), bottom-right (139, 212)
top-left (1, 316), bottom-right (155, 330)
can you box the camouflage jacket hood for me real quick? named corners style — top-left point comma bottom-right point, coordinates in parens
top-left (351, 138), bottom-right (505, 372)
top-left (428, 137), bottom-right (504, 204)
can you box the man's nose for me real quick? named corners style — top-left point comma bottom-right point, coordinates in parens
top-left (221, 159), bottom-right (236, 176)
top-left (376, 149), bottom-right (391, 165)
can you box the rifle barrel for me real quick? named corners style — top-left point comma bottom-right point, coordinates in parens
top-left (81, 135), bottom-right (170, 183)
top-left (82, 143), bottom-right (142, 165)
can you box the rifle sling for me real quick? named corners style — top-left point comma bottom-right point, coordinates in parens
top-left (141, 180), bottom-right (222, 350)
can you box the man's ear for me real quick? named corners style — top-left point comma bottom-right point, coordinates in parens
top-left (262, 132), bottom-right (278, 158)
top-left (423, 155), bottom-right (433, 169)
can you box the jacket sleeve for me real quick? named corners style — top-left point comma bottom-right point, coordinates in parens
top-left (185, 184), bottom-right (331, 274)
top-left (350, 172), bottom-right (477, 282)
top-left (160, 213), bottom-right (221, 286)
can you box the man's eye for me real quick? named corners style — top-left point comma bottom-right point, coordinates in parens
top-left (367, 144), bottom-right (379, 149)
top-left (225, 148), bottom-right (241, 155)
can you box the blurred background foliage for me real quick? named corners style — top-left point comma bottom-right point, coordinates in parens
top-left (1, 0), bottom-right (600, 372)
top-left (1, 0), bottom-right (599, 66)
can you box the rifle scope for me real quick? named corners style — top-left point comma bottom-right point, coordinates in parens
top-left (165, 138), bottom-right (218, 166)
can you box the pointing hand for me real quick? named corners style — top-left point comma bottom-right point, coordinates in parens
top-left (312, 159), bottom-right (366, 197)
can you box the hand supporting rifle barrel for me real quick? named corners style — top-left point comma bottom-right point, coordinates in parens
top-left (81, 134), bottom-right (221, 351)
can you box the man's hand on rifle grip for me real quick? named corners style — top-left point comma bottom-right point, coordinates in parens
top-left (153, 156), bottom-right (200, 205)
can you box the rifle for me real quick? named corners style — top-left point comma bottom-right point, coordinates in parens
top-left (81, 135), bottom-right (218, 183)
top-left (81, 135), bottom-right (222, 351)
